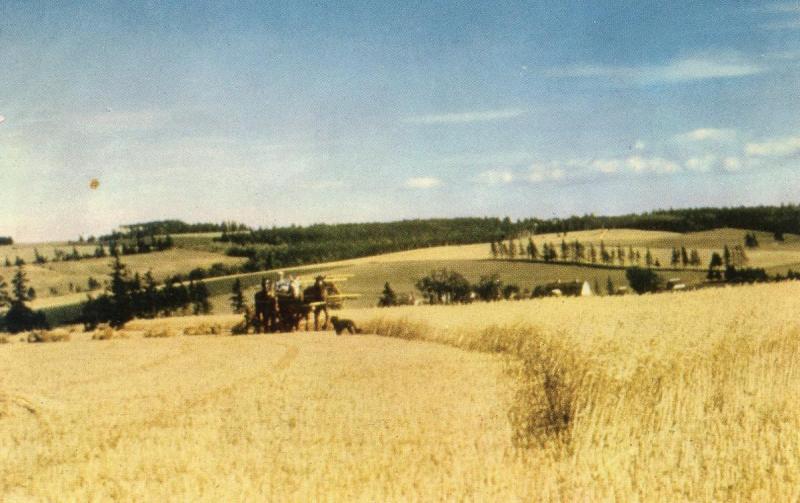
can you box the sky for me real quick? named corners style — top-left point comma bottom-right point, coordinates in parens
top-left (1, 1), bottom-right (800, 242)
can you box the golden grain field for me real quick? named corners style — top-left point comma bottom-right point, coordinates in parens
top-left (0, 330), bottom-right (539, 501)
top-left (3, 282), bottom-right (800, 501)
top-left (341, 281), bottom-right (800, 501)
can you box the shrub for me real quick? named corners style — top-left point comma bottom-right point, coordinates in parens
top-left (27, 329), bottom-right (70, 343)
top-left (625, 266), bottom-right (663, 294)
top-left (183, 323), bottom-right (224, 336)
top-left (91, 324), bottom-right (127, 340)
top-left (143, 327), bottom-right (177, 338)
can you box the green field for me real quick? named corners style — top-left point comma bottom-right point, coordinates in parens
top-left (6, 227), bottom-right (800, 325)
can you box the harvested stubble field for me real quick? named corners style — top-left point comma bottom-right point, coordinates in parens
top-left (0, 329), bottom-right (535, 501)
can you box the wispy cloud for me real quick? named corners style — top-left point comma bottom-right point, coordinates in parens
top-left (80, 109), bottom-right (171, 133)
top-left (685, 154), bottom-right (718, 172)
top-left (405, 176), bottom-right (442, 188)
top-left (764, 3), bottom-right (800, 13)
top-left (476, 169), bottom-right (514, 185)
top-left (674, 128), bottom-right (737, 143)
top-left (548, 54), bottom-right (765, 85)
top-left (626, 156), bottom-right (681, 174)
top-left (0, 115), bottom-right (5, 125)
top-left (745, 135), bottom-right (800, 157)
top-left (761, 3), bottom-right (800, 29)
top-left (404, 109), bottom-right (525, 125)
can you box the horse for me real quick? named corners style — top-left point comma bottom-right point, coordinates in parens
top-left (303, 276), bottom-right (332, 331)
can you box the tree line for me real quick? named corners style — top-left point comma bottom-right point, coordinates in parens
top-left (99, 219), bottom-right (249, 241)
top-left (80, 256), bottom-right (212, 329)
top-left (3, 237), bottom-right (174, 268)
top-left (490, 238), bottom-right (706, 269)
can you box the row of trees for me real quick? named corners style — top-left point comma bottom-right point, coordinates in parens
top-left (80, 257), bottom-right (211, 329)
top-left (3, 237), bottom-right (175, 268)
top-left (0, 236), bottom-right (12, 246)
top-left (491, 238), bottom-right (689, 269)
top-left (99, 220), bottom-right (249, 241)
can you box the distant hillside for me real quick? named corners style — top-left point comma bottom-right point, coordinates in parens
top-left (99, 220), bottom-right (250, 240)
top-left (212, 205), bottom-right (800, 270)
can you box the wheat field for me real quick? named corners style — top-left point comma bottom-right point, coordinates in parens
top-left (0, 330), bottom-right (541, 501)
top-left (3, 282), bottom-right (800, 501)
top-left (341, 281), bottom-right (800, 501)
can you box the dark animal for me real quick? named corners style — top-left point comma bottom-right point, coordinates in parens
top-left (303, 276), bottom-right (331, 330)
top-left (330, 316), bottom-right (361, 335)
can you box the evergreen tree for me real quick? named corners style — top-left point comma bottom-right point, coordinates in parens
top-left (4, 267), bottom-right (47, 333)
top-left (560, 239), bottom-right (569, 261)
top-left (681, 246), bottom-right (689, 267)
top-left (14, 256), bottom-right (25, 266)
top-left (645, 248), bottom-right (653, 268)
top-left (589, 243), bottom-right (597, 263)
top-left (708, 252), bottom-right (724, 280)
top-left (12, 267), bottom-right (32, 303)
top-left (606, 276), bottom-right (615, 295)
top-left (378, 281), bottom-right (398, 307)
top-left (600, 241), bottom-right (610, 264)
top-left (33, 248), bottom-right (47, 264)
top-left (617, 245), bottom-right (625, 266)
top-left (507, 239), bottom-right (517, 259)
top-left (594, 278), bottom-right (601, 297)
top-left (230, 278), bottom-right (246, 312)
top-left (671, 248), bottom-right (680, 267)
top-left (0, 274), bottom-right (9, 307)
top-left (690, 249), bottom-right (701, 266)
top-left (744, 232), bottom-right (759, 248)
top-left (143, 271), bottom-right (159, 318)
top-left (108, 256), bottom-right (133, 328)
top-left (723, 245), bottom-right (731, 267)
top-left (189, 280), bottom-right (211, 315)
top-left (4, 256), bottom-right (10, 267)
top-left (490, 242), bottom-right (498, 259)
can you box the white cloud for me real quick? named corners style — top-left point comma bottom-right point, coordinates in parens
top-left (0, 115), bottom-right (5, 125)
top-left (591, 158), bottom-right (623, 174)
top-left (634, 140), bottom-right (646, 151)
top-left (674, 128), bottom-right (737, 142)
top-left (626, 156), bottom-right (681, 174)
top-left (745, 135), bottom-right (800, 157)
top-left (405, 176), bottom-right (442, 189)
top-left (527, 163), bottom-right (568, 183)
top-left (685, 155), bottom-right (718, 172)
top-left (404, 109), bottom-right (525, 125)
top-left (477, 169), bottom-right (514, 185)
top-left (723, 157), bottom-right (743, 171)
top-left (548, 54), bottom-right (765, 85)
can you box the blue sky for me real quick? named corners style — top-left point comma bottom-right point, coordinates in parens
top-left (1, 1), bottom-right (800, 242)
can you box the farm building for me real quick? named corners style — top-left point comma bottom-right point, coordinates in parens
top-left (532, 280), bottom-right (593, 298)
